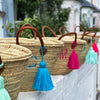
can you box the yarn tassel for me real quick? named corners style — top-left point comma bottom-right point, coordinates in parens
top-left (85, 38), bottom-right (97, 64)
top-left (33, 46), bottom-right (54, 91)
top-left (0, 76), bottom-right (11, 100)
top-left (0, 57), bottom-right (11, 100)
top-left (92, 42), bottom-right (99, 53)
top-left (67, 41), bottom-right (80, 69)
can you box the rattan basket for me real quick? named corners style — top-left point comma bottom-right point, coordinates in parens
top-left (0, 44), bottom-right (32, 100)
top-left (42, 26), bottom-right (86, 75)
top-left (0, 25), bottom-right (64, 91)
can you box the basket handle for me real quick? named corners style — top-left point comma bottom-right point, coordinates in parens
top-left (81, 27), bottom-right (97, 40)
top-left (59, 27), bottom-right (69, 35)
top-left (0, 56), bottom-right (4, 74)
top-left (74, 26), bottom-right (85, 33)
top-left (16, 26), bottom-right (47, 55)
top-left (58, 32), bottom-right (77, 49)
top-left (18, 24), bottom-right (37, 39)
top-left (85, 27), bottom-right (98, 33)
top-left (42, 26), bottom-right (58, 37)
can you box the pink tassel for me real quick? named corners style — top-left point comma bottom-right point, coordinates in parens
top-left (92, 42), bottom-right (99, 53)
top-left (67, 50), bottom-right (80, 69)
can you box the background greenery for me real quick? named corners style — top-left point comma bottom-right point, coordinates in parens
top-left (3, 0), bottom-right (71, 38)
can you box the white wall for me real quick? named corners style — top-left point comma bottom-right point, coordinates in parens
top-left (61, 0), bottom-right (81, 32)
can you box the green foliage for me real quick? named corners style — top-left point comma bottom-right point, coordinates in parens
top-left (15, 0), bottom-right (42, 18)
top-left (2, 20), bottom-right (14, 37)
top-left (14, 0), bottom-right (71, 38)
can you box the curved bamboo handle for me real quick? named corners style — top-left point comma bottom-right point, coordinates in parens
top-left (74, 26), bottom-right (85, 33)
top-left (18, 24), bottom-right (37, 39)
top-left (42, 26), bottom-right (58, 37)
top-left (59, 27), bottom-right (69, 35)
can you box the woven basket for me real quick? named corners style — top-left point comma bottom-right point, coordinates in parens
top-left (0, 25), bottom-right (64, 91)
top-left (42, 26), bottom-right (86, 75)
top-left (0, 44), bottom-right (32, 100)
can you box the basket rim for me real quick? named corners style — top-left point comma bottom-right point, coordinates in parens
top-left (0, 37), bottom-right (64, 47)
top-left (0, 44), bottom-right (32, 62)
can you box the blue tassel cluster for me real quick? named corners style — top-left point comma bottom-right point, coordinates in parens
top-left (33, 46), bottom-right (54, 91)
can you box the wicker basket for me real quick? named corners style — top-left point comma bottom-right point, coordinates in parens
top-left (0, 44), bottom-right (32, 100)
top-left (42, 26), bottom-right (86, 75)
top-left (0, 25), bottom-right (64, 91)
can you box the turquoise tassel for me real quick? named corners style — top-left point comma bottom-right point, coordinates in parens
top-left (33, 46), bottom-right (54, 91)
top-left (0, 76), bottom-right (11, 100)
top-left (85, 38), bottom-right (97, 64)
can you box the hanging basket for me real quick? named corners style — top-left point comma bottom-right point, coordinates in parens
top-left (0, 24), bottom-right (64, 92)
top-left (0, 44), bottom-right (32, 100)
top-left (42, 26), bottom-right (86, 75)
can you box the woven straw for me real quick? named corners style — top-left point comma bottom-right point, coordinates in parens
top-left (42, 26), bottom-right (86, 75)
top-left (0, 25), bottom-right (64, 91)
top-left (0, 44), bottom-right (32, 100)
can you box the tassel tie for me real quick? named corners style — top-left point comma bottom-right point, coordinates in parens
top-left (33, 46), bottom-right (54, 91)
top-left (67, 41), bottom-right (80, 69)
top-left (85, 38), bottom-right (97, 64)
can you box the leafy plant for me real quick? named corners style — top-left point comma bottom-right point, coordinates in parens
top-left (2, 20), bottom-right (14, 37)
top-left (12, 0), bottom-right (71, 38)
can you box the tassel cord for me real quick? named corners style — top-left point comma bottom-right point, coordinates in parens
top-left (41, 46), bottom-right (45, 62)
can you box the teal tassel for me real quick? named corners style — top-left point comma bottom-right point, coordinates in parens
top-left (85, 38), bottom-right (97, 64)
top-left (33, 46), bottom-right (54, 91)
top-left (0, 76), bottom-right (11, 100)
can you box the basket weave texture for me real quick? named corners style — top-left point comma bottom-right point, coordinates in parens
top-left (42, 26), bottom-right (86, 75)
top-left (0, 44), bottom-right (32, 100)
top-left (0, 37), bottom-right (64, 92)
